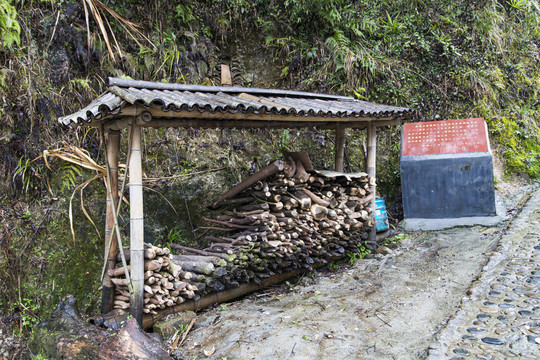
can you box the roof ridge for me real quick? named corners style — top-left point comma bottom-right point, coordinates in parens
top-left (108, 77), bottom-right (355, 102)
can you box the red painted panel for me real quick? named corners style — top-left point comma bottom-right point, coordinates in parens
top-left (402, 118), bottom-right (489, 156)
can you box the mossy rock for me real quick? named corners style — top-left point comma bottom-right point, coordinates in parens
top-left (28, 295), bottom-right (113, 359)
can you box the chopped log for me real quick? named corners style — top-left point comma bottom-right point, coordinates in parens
top-left (253, 181), bottom-right (264, 191)
top-left (283, 156), bottom-right (297, 178)
top-left (294, 159), bottom-right (310, 183)
top-left (203, 217), bottom-right (255, 229)
top-left (281, 196), bottom-right (298, 210)
top-left (211, 196), bottom-right (254, 207)
top-left (229, 216), bottom-right (260, 225)
top-left (115, 248), bottom-right (157, 262)
top-left (144, 244), bottom-right (170, 256)
top-left (270, 202), bottom-right (284, 211)
top-left (170, 256), bottom-right (215, 275)
top-left (108, 260), bottom-right (163, 277)
top-left (291, 191), bottom-right (312, 210)
top-left (211, 160), bottom-right (285, 209)
top-left (111, 278), bottom-right (129, 287)
top-left (283, 209), bottom-right (299, 218)
top-left (234, 203), bottom-right (270, 212)
top-left (311, 204), bottom-right (328, 221)
top-left (172, 254), bottom-right (227, 267)
top-left (302, 189), bottom-right (330, 207)
top-left (308, 175), bottom-right (324, 185)
top-left (169, 244), bottom-right (231, 261)
top-left (114, 300), bottom-right (130, 310)
top-left (358, 193), bottom-right (374, 206)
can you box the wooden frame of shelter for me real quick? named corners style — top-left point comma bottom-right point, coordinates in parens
top-left (59, 77), bottom-right (412, 326)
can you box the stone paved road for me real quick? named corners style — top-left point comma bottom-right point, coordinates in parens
top-left (174, 185), bottom-right (538, 360)
top-left (428, 188), bottom-right (540, 359)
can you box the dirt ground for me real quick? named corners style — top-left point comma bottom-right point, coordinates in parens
top-left (172, 184), bottom-right (537, 360)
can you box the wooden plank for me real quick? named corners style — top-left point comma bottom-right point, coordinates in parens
top-left (334, 126), bottom-right (345, 172)
top-left (220, 64), bottom-right (232, 86)
top-left (237, 93), bottom-right (261, 102)
top-left (129, 124), bottom-right (144, 326)
top-left (104, 119), bottom-right (400, 131)
top-left (100, 102), bottom-right (405, 131)
top-left (117, 103), bottom-right (385, 122)
top-left (102, 111), bottom-right (397, 131)
top-left (103, 111), bottom-right (401, 130)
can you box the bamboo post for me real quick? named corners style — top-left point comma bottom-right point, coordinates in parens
top-left (367, 123), bottom-right (377, 240)
top-left (129, 124), bottom-right (144, 326)
top-left (335, 126), bottom-right (345, 172)
top-left (102, 130), bottom-right (120, 313)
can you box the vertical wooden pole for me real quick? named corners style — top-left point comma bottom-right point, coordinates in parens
top-left (367, 123), bottom-right (377, 241)
top-left (129, 124), bottom-right (144, 326)
top-left (102, 130), bottom-right (120, 313)
top-left (334, 126), bottom-right (345, 172)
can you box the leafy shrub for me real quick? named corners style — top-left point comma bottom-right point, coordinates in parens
top-left (0, 0), bottom-right (20, 49)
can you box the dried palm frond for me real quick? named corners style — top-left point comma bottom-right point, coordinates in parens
top-left (43, 142), bottom-right (107, 242)
top-left (41, 143), bottom-right (225, 243)
top-left (43, 142), bottom-right (106, 175)
top-left (82, 0), bottom-right (156, 61)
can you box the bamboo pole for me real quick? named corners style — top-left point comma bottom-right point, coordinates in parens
top-left (100, 125), bottom-right (133, 313)
top-left (335, 126), bottom-right (345, 172)
top-left (367, 123), bottom-right (377, 241)
top-left (102, 130), bottom-right (120, 313)
top-left (129, 124), bottom-right (144, 326)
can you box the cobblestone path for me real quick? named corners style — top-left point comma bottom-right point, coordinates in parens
top-left (428, 188), bottom-right (540, 359)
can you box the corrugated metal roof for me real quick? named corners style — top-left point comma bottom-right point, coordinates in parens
top-left (58, 77), bottom-right (412, 127)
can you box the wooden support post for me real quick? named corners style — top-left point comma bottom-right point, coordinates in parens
top-left (102, 130), bottom-right (120, 313)
top-left (367, 123), bottom-right (377, 241)
top-left (129, 124), bottom-right (144, 326)
top-left (335, 126), bottom-right (345, 172)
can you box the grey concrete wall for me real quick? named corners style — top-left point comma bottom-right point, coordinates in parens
top-left (401, 153), bottom-right (496, 219)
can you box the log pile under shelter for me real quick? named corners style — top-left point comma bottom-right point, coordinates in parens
top-left (109, 157), bottom-right (374, 313)
top-left (57, 76), bottom-right (412, 325)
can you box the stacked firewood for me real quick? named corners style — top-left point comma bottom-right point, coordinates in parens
top-left (109, 158), bottom-right (374, 313)
top-left (197, 158), bottom-right (374, 283)
top-left (110, 244), bottom-right (241, 314)
top-left (109, 244), bottom-right (228, 315)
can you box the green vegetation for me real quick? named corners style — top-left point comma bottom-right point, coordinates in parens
top-left (0, 0), bottom-right (20, 49)
top-left (346, 244), bottom-right (371, 265)
top-left (384, 233), bottom-right (413, 246)
top-left (0, 0), bottom-right (538, 346)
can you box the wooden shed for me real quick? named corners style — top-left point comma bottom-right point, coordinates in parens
top-left (59, 77), bottom-right (412, 326)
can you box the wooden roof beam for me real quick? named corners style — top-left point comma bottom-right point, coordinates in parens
top-left (103, 117), bottom-right (401, 131)
top-left (102, 105), bottom-right (402, 130)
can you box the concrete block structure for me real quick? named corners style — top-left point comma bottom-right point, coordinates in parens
top-left (400, 118), bottom-right (500, 230)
